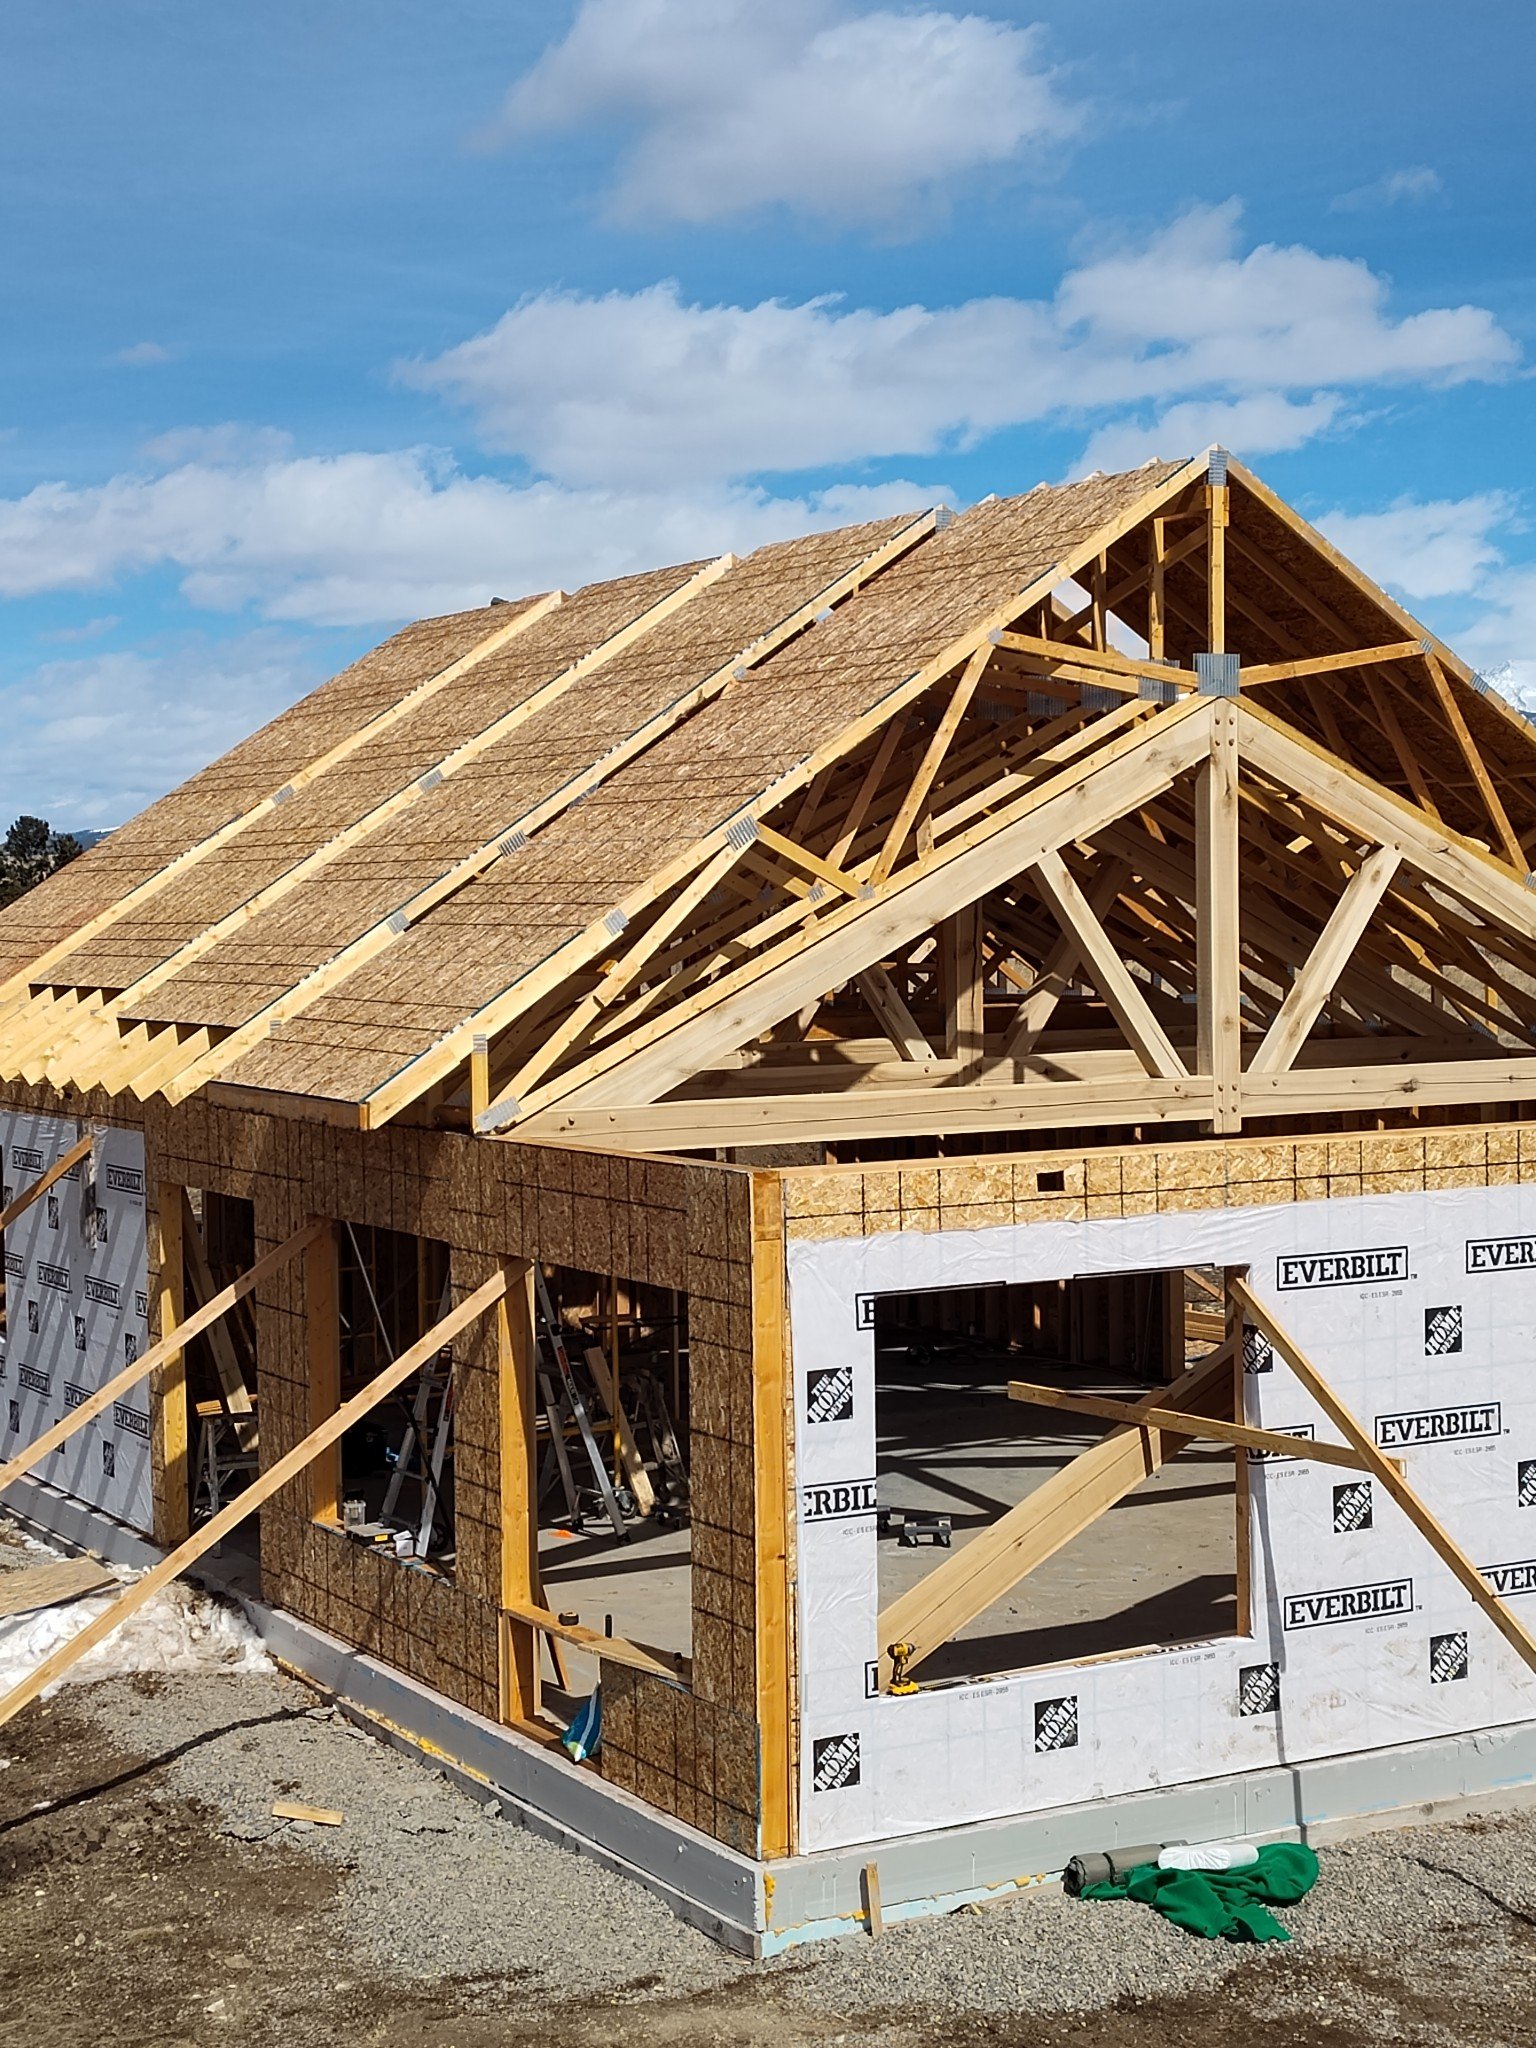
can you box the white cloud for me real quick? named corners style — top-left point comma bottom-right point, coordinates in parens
top-left (1073, 393), bottom-right (1345, 477)
top-left (1316, 493), bottom-right (1513, 601)
top-left (1332, 166), bottom-right (1443, 213)
top-left (404, 205), bottom-right (1517, 486)
top-left (113, 340), bottom-right (174, 367)
top-left (0, 633), bottom-right (335, 829)
top-left (0, 444), bottom-right (937, 628)
top-left (487, 0), bottom-right (1081, 229)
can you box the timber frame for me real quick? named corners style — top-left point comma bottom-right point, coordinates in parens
top-left (7, 452), bottom-right (1536, 1881)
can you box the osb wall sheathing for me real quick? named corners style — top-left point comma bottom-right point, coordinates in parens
top-left (0, 1079), bottom-right (777, 1855)
top-left (776, 1121), bottom-right (1534, 1239)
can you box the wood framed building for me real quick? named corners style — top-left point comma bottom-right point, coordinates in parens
top-left (6, 448), bottom-right (1536, 1942)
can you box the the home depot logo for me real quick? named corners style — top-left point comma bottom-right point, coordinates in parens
top-left (1033, 1696), bottom-right (1078, 1751)
top-left (806, 1366), bottom-right (855, 1425)
top-left (1333, 1480), bottom-right (1373, 1532)
top-left (36, 1262), bottom-right (70, 1294)
top-left (802, 1478), bottom-right (878, 1521)
top-left (1238, 1663), bottom-right (1280, 1716)
top-left (1249, 1423), bottom-right (1315, 1463)
top-left (84, 1276), bottom-right (120, 1309)
top-left (1424, 1305), bottom-right (1463, 1356)
top-left (1430, 1632), bottom-right (1469, 1683)
top-left (1242, 1331), bottom-right (1273, 1374)
top-left (1277, 1246), bottom-right (1408, 1290)
top-left (1520, 1461), bottom-right (1536, 1508)
top-left (101, 1440), bottom-right (115, 1479)
top-left (1480, 1559), bottom-right (1536, 1597)
top-left (17, 1366), bottom-right (50, 1397)
top-left (1376, 1404), bottom-right (1501, 1449)
top-left (73, 1315), bottom-right (86, 1352)
top-left (1468, 1236), bottom-right (1536, 1273)
top-left (105, 1164), bottom-right (144, 1197)
top-left (25, 1300), bottom-right (38, 1333)
top-left (112, 1403), bottom-right (149, 1440)
top-left (811, 1732), bottom-right (861, 1791)
top-left (1283, 1578), bottom-right (1413, 1629)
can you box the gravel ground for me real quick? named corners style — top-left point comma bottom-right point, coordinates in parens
top-left (8, 1527), bottom-right (1536, 2045)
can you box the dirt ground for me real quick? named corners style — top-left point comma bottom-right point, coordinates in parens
top-left (6, 1676), bottom-right (1536, 2048)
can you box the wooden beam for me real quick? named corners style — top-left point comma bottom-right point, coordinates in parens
top-left (1148, 515), bottom-right (1166, 662)
top-left (875, 1339), bottom-right (1238, 1683)
top-left (1423, 650), bottom-right (1526, 870)
top-left (306, 1221), bottom-right (342, 1526)
top-left (501, 1599), bottom-right (686, 1683)
top-left (1006, 1379), bottom-right (1380, 1472)
top-left (1029, 849), bottom-right (1190, 1080)
top-left (1240, 642), bottom-right (1427, 687)
top-left (0, 1269), bottom-right (508, 1729)
top-left (151, 1182), bottom-right (188, 1549)
top-left (1194, 702), bottom-right (1241, 1129)
top-left (856, 966), bottom-right (936, 1062)
top-left (0, 1129), bottom-right (93, 1236)
top-left (1206, 481), bottom-right (1228, 653)
top-left (1230, 1275), bottom-right (1536, 1679)
top-left (1002, 861), bottom-right (1130, 1058)
top-left (498, 1260), bottom-right (541, 1724)
top-left (871, 645), bottom-right (991, 884)
top-left (0, 1218), bottom-right (325, 1503)
top-left (751, 1174), bottom-right (794, 1857)
top-left (1248, 846), bottom-right (1402, 1076)
top-left (941, 903), bottom-right (985, 1077)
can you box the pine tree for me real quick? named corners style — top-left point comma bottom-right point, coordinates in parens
top-left (0, 815), bottom-right (83, 908)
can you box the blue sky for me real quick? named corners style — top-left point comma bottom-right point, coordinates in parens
top-left (2, 0), bottom-right (1532, 828)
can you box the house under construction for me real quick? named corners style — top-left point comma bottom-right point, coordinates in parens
top-left (5, 449), bottom-right (1536, 1948)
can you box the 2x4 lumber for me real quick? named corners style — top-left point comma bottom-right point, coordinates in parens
top-left (856, 966), bottom-right (936, 1062)
top-left (1248, 846), bottom-right (1403, 1076)
top-left (0, 594), bottom-right (565, 1012)
top-left (876, 1339), bottom-right (1238, 1683)
top-left (1029, 849), bottom-right (1189, 1081)
top-left (1006, 1378), bottom-right (1379, 1472)
top-left (1194, 702), bottom-right (1241, 1128)
top-left (0, 1268), bottom-right (508, 1730)
top-left (942, 904), bottom-right (985, 1076)
top-left (749, 822), bottom-right (862, 898)
top-left (751, 1173), bottom-right (794, 1858)
top-left (1244, 1055), bottom-right (1536, 1116)
top-left (1148, 515), bottom-right (1167, 661)
top-left (501, 1599), bottom-right (685, 1682)
top-left (307, 1221), bottom-right (342, 1525)
top-left (519, 1073), bottom-right (1208, 1150)
top-left (0, 1218), bottom-right (324, 1502)
top-left (582, 1343), bottom-right (657, 1517)
top-left (828, 715), bottom-right (910, 866)
top-left (513, 700), bottom-right (1213, 1120)
top-left (991, 630), bottom-right (1188, 691)
top-left (1230, 1276), bottom-right (1536, 1678)
top-left (1239, 642), bottom-right (1426, 688)
top-left (1423, 651), bottom-right (1526, 870)
top-left (1002, 860), bottom-right (1130, 1057)
top-left (871, 645), bottom-right (992, 885)
top-left (360, 454), bottom-right (1218, 1125)
top-left (0, 1129), bottom-right (93, 1237)
top-left (151, 1182), bottom-right (189, 1549)
top-left (1206, 481), bottom-right (1228, 654)
top-left (155, 514), bottom-right (937, 1109)
top-left (498, 1261), bottom-right (540, 1724)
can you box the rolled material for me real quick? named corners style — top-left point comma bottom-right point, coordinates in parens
top-left (1063, 1843), bottom-right (1168, 1895)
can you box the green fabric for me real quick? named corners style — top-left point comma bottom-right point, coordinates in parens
top-left (1080, 1842), bottom-right (1320, 1943)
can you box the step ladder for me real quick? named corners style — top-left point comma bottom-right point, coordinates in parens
top-left (534, 1270), bottom-right (628, 1541)
top-left (381, 1358), bottom-right (455, 1558)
